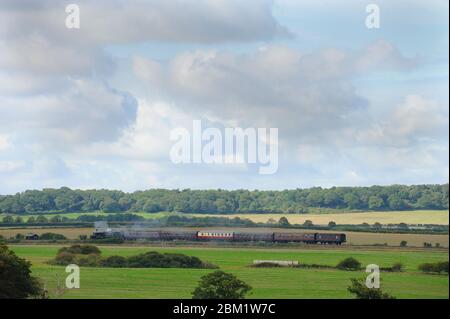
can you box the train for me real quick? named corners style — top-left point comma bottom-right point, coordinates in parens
top-left (91, 227), bottom-right (347, 245)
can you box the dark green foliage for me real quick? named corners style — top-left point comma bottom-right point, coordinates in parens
top-left (418, 261), bottom-right (448, 274)
top-left (400, 240), bottom-right (408, 247)
top-left (278, 216), bottom-right (290, 226)
top-left (303, 220), bottom-right (314, 227)
top-left (0, 245), bottom-right (46, 299)
top-left (348, 278), bottom-right (395, 299)
top-left (127, 252), bottom-right (208, 268)
top-left (39, 233), bottom-right (67, 240)
top-left (251, 262), bottom-right (282, 268)
top-left (0, 184), bottom-right (447, 215)
top-left (2, 215), bottom-right (13, 223)
top-left (49, 245), bottom-right (215, 269)
top-left (336, 257), bottom-right (362, 271)
top-left (58, 244), bottom-right (101, 255)
top-left (192, 270), bottom-right (252, 299)
top-left (380, 263), bottom-right (404, 272)
top-left (100, 255), bottom-right (128, 268)
top-left (328, 221), bottom-right (337, 228)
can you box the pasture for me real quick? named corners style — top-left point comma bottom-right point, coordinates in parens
top-left (9, 244), bottom-right (449, 299)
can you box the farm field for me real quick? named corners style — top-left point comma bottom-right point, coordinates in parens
top-left (9, 244), bottom-right (449, 299)
top-left (2, 210), bottom-right (448, 225)
top-left (193, 210), bottom-right (449, 225)
top-left (1, 226), bottom-right (448, 247)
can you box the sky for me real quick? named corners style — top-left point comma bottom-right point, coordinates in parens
top-left (0, 0), bottom-right (448, 194)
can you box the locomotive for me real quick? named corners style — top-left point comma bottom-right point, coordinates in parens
top-left (92, 227), bottom-right (346, 245)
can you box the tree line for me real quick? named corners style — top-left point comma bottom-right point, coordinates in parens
top-left (0, 184), bottom-right (447, 215)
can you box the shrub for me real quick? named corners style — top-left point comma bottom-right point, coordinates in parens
top-left (100, 255), bottom-right (128, 268)
top-left (39, 233), bottom-right (67, 241)
top-left (348, 278), bottom-right (395, 299)
top-left (336, 257), bottom-right (361, 271)
top-left (126, 252), bottom-right (207, 268)
top-left (49, 247), bottom-right (215, 269)
top-left (391, 262), bottom-right (404, 272)
top-left (252, 262), bottom-right (282, 268)
top-left (58, 244), bottom-right (101, 255)
top-left (381, 262), bottom-right (404, 272)
top-left (76, 254), bottom-right (101, 267)
top-left (192, 271), bottom-right (252, 299)
top-left (400, 241), bottom-right (407, 247)
top-left (418, 261), bottom-right (449, 274)
top-left (49, 252), bottom-right (76, 265)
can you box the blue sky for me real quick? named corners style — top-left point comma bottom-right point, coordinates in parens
top-left (0, 0), bottom-right (448, 194)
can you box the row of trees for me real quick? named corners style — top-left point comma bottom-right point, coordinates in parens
top-left (0, 184), bottom-right (447, 215)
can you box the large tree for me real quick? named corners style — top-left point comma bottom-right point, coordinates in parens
top-left (0, 245), bottom-right (46, 299)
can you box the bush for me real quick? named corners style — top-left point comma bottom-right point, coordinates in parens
top-left (391, 262), bottom-right (404, 272)
top-left (252, 262), bottom-right (282, 268)
top-left (51, 252), bottom-right (76, 265)
top-left (49, 247), bottom-right (215, 269)
top-left (100, 255), bottom-right (128, 268)
top-left (39, 233), bottom-right (67, 241)
top-left (58, 244), bottom-right (101, 255)
top-left (336, 257), bottom-right (362, 271)
top-left (423, 242), bottom-right (433, 248)
top-left (76, 254), bottom-right (102, 267)
top-left (15, 233), bottom-right (24, 240)
top-left (192, 271), bottom-right (252, 299)
top-left (348, 278), bottom-right (395, 299)
top-left (418, 261), bottom-right (449, 274)
top-left (381, 262), bottom-right (404, 272)
top-left (400, 241), bottom-right (407, 247)
top-left (126, 252), bottom-right (208, 269)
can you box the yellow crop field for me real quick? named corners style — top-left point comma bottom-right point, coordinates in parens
top-left (192, 210), bottom-right (449, 225)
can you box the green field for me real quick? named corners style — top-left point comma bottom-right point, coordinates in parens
top-left (3, 210), bottom-right (448, 225)
top-left (10, 244), bottom-right (449, 299)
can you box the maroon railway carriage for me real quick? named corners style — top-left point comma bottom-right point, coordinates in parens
top-left (315, 233), bottom-right (346, 245)
top-left (273, 232), bottom-right (316, 243)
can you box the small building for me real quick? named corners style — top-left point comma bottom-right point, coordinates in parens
top-left (25, 233), bottom-right (39, 240)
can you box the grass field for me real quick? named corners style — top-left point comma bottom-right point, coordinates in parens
top-left (1, 226), bottom-right (448, 247)
top-left (9, 244), bottom-right (449, 299)
top-left (3, 210), bottom-right (448, 225)
top-left (193, 210), bottom-right (449, 225)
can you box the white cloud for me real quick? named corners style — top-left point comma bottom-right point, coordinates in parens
top-left (0, 79), bottom-right (137, 148)
top-left (0, 135), bottom-right (10, 151)
top-left (133, 42), bottom-right (415, 142)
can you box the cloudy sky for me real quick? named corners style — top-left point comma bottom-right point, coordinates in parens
top-left (0, 0), bottom-right (448, 194)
